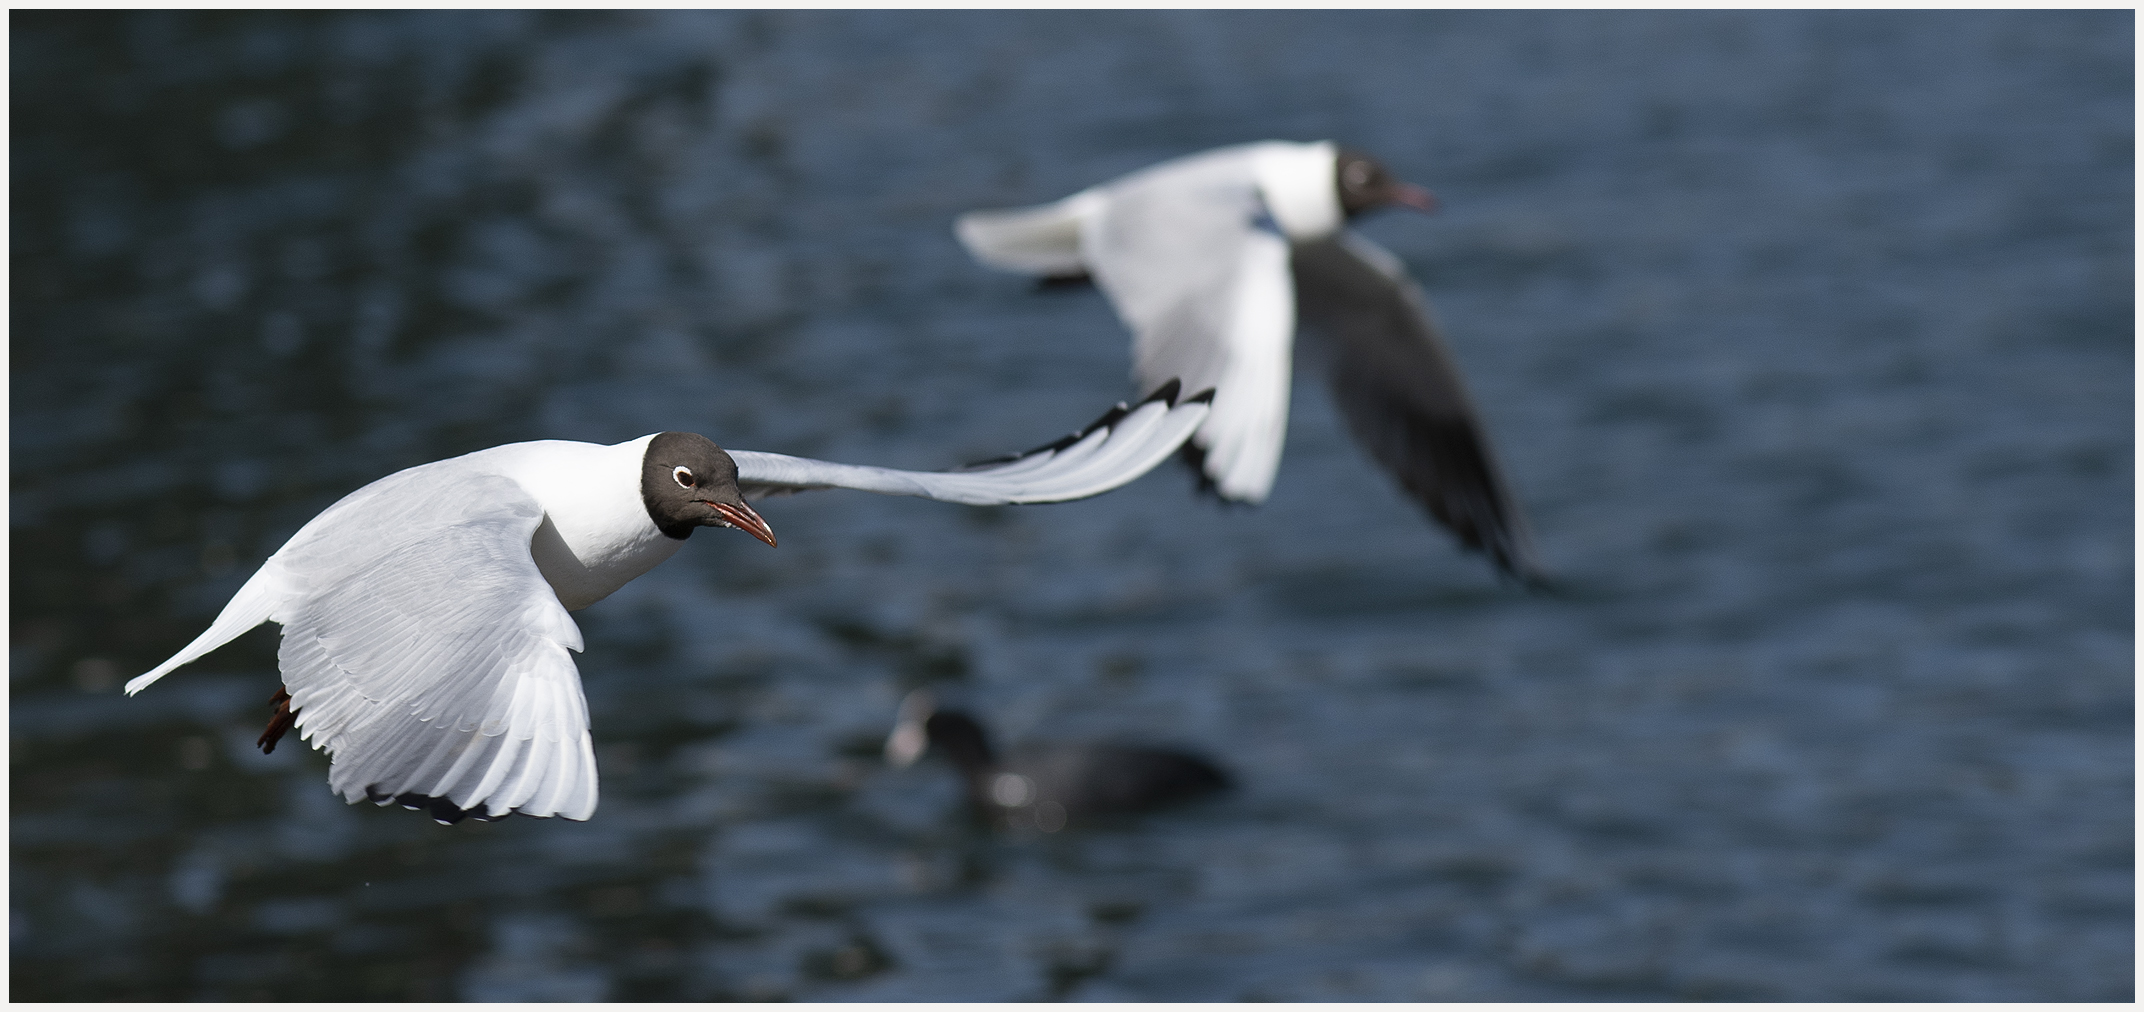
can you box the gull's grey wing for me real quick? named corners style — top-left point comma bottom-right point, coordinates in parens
top-left (1292, 232), bottom-right (1545, 583)
top-left (259, 465), bottom-right (598, 822)
top-left (1080, 154), bottom-right (1298, 503)
top-left (731, 381), bottom-right (1211, 505)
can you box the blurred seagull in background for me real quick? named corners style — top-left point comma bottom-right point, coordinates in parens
top-left (125, 385), bottom-right (1211, 826)
top-left (957, 141), bottom-right (1545, 583)
top-left (885, 690), bottom-right (1231, 832)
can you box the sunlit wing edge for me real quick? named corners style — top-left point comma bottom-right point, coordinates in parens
top-left (731, 382), bottom-right (1214, 506)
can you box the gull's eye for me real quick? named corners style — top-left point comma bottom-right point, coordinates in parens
top-left (673, 466), bottom-right (696, 489)
top-left (1343, 161), bottom-right (1373, 189)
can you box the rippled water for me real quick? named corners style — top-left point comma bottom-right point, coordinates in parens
top-left (11, 11), bottom-right (2131, 1001)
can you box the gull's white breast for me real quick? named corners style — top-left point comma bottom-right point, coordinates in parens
top-left (467, 434), bottom-right (683, 611)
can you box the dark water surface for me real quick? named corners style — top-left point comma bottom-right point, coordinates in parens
top-left (11, 11), bottom-right (2131, 1001)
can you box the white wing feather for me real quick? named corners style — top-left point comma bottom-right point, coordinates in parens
top-left (132, 464), bottom-right (597, 822)
top-left (962, 146), bottom-right (1300, 504)
top-left (731, 383), bottom-right (1211, 505)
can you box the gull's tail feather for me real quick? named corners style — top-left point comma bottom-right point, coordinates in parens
top-left (124, 562), bottom-right (282, 695)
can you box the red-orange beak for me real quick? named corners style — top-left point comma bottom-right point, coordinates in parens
top-left (711, 501), bottom-right (778, 548)
top-left (1392, 182), bottom-right (1439, 214)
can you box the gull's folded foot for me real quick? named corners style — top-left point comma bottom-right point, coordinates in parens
top-left (257, 687), bottom-right (296, 754)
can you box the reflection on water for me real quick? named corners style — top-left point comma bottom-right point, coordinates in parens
top-left (11, 10), bottom-right (2131, 1000)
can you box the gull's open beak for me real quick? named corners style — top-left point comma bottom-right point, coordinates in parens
top-left (711, 501), bottom-right (778, 548)
top-left (1392, 182), bottom-right (1439, 214)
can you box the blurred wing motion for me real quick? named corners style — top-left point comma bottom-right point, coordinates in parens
top-left (732, 380), bottom-right (1212, 505)
top-left (126, 468), bottom-right (598, 823)
top-left (1084, 169), bottom-right (1296, 505)
top-left (1292, 232), bottom-right (1543, 583)
top-left (960, 150), bottom-right (1296, 504)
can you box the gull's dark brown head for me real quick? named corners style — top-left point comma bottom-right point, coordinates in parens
top-left (640, 432), bottom-right (777, 546)
top-left (1335, 148), bottom-right (1439, 217)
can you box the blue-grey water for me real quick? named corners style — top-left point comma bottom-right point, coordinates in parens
top-left (10, 11), bottom-right (2131, 1001)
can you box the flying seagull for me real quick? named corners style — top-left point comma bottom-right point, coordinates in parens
top-left (956, 140), bottom-right (1544, 582)
top-left (884, 690), bottom-right (1230, 832)
top-left (124, 383), bottom-right (1211, 825)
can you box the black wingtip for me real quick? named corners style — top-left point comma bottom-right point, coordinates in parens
top-left (956, 377), bottom-right (1203, 472)
top-left (1081, 402), bottom-right (1135, 438)
top-left (1140, 378), bottom-right (1184, 406)
top-left (366, 789), bottom-right (515, 826)
top-left (1472, 532), bottom-right (1555, 591)
top-left (978, 400), bottom-right (1130, 466)
top-left (1459, 531), bottom-right (1550, 591)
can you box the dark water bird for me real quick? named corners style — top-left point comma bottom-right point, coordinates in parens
top-left (884, 690), bottom-right (1232, 832)
top-left (124, 386), bottom-right (1212, 825)
top-left (957, 141), bottom-right (1545, 583)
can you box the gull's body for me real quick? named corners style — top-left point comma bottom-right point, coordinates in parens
top-left (957, 140), bottom-right (1543, 581)
top-left (126, 386), bottom-right (1211, 824)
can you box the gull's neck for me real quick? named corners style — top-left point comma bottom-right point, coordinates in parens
top-left (1251, 140), bottom-right (1342, 242)
top-left (476, 434), bottom-right (684, 611)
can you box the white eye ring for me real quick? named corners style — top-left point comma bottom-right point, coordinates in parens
top-left (1343, 162), bottom-right (1373, 187)
top-left (673, 466), bottom-right (696, 489)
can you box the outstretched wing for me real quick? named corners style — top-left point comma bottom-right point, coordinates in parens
top-left (264, 465), bottom-right (598, 822)
top-left (731, 381), bottom-right (1211, 505)
top-left (1292, 232), bottom-right (1546, 583)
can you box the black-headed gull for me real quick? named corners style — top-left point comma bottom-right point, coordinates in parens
top-left (126, 383), bottom-right (1211, 825)
top-left (957, 141), bottom-right (1544, 582)
top-left (883, 690), bottom-right (1230, 833)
